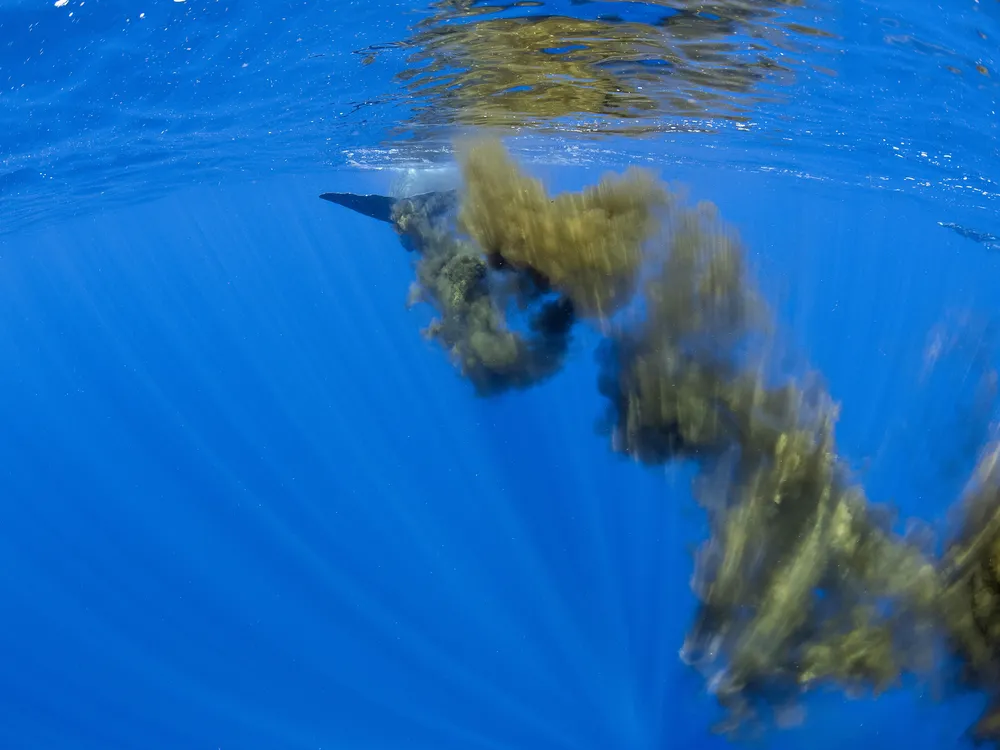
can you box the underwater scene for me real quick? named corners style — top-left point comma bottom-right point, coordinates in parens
top-left (1, 0), bottom-right (999, 748)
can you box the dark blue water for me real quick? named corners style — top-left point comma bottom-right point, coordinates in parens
top-left (1, 1), bottom-right (999, 748)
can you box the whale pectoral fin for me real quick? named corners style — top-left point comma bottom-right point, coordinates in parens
top-left (320, 192), bottom-right (396, 223)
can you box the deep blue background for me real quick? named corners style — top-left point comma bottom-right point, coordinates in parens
top-left (0, 161), bottom-right (997, 748)
top-left (1, 0), bottom-right (999, 747)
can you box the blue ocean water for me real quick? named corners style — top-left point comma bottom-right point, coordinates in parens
top-left (1, 1), bottom-right (999, 749)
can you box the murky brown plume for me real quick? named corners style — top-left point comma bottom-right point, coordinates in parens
top-left (358, 136), bottom-right (1000, 746)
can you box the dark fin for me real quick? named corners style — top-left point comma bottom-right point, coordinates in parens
top-left (320, 192), bottom-right (396, 223)
top-left (938, 221), bottom-right (1000, 251)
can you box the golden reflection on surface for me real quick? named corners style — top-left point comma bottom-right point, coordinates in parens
top-left (362, 0), bottom-right (838, 137)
